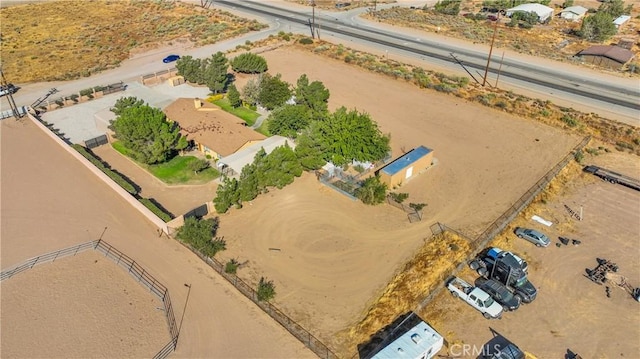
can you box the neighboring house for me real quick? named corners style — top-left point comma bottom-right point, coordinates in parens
top-left (506, 3), bottom-right (554, 23)
top-left (217, 135), bottom-right (294, 178)
top-left (164, 98), bottom-right (265, 160)
top-left (559, 6), bottom-right (588, 21)
top-left (613, 15), bottom-right (631, 28)
top-left (367, 312), bottom-right (444, 359)
top-left (576, 45), bottom-right (635, 70)
top-left (377, 146), bottom-right (434, 189)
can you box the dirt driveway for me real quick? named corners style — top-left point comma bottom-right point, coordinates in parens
top-left (420, 151), bottom-right (640, 358)
top-left (215, 47), bottom-right (581, 350)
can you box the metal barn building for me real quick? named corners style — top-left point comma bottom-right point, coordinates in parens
top-left (378, 146), bottom-right (434, 188)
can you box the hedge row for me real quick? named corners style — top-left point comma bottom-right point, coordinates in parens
top-left (71, 144), bottom-right (138, 195)
top-left (138, 198), bottom-right (173, 222)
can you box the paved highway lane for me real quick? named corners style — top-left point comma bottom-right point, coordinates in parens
top-left (218, 0), bottom-right (639, 125)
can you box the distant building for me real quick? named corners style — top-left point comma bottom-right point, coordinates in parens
top-left (164, 98), bottom-right (265, 160)
top-left (613, 15), bottom-right (631, 28)
top-left (506, 3), bottom-right (554, 23)
top-left (377, 146), bottom-right (434, 189)
top-left (559, 6), bottom-right (588, 21)
top-left (367, 312), bottom-right (444, 359)
top-left (576, 45), bottom-right (635, 70)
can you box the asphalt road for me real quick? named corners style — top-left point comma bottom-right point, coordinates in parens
top-left (2, 0), bottom-right (638, 125)
top-left (217, 0), bottom-right (639, 125)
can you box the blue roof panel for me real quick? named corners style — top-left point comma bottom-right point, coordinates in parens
top-left (381, 146), bottom-right (433, 176)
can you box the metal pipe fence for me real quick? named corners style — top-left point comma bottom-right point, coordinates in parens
top-left (177, 240), bottom-right (339, 359)
top-left (417, 136), bottom-right (591, 310)
top-left (1, 239), bottom-right (179, 359)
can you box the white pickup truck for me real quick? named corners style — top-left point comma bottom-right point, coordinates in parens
top-left (447, 277), bottom-right (503, 319)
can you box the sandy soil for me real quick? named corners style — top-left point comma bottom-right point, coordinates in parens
top-left (0, 251), bottom-right (170, 358)
top-left (421, 150), bottom-right (640, 358)
top-left (213, 47), bottom-right (581, 349)
top-left (0, 118), bottom-right (315, 358)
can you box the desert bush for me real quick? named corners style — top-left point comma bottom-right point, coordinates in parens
top-left (561, 114), bottom-right (579, 127)
top-left (230, 52), bottom-right (268, 74)
top-left (299, 37), bottom-right (314, 44)
top-left (225, 259), bottom-right (240, 274)
top-left (257, 277), bottom-right (276, 301)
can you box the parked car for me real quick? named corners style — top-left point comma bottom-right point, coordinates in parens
top-left (162, 54), bottom-right (180, 63)
top-left (485, 343), bottom-right (525, 359)
top-left (514, 227), bottom-right (550, 247)
top-left (475, 278), bottom-right (521, 311)
top-left (446, 277), bottom-right (503, 319)
top-left (0, 83), bottom-right (19, 97)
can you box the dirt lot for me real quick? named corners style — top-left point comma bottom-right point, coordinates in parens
top-left (0, 118), bottom-right (315, 358)
top-left (419, 150), bottom-right (640, 358)
top-left (1, 251), bottom-right (170, 358)
top-left (211, 46), bottom-right (581, 351)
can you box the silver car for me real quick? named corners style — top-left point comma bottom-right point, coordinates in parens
top-left (514, 227), bottom-right (550, 247)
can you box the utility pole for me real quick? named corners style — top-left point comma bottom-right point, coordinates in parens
top-left (310, 0), bottom-right (316, 39)
top-left (482, 14), bottom-right (500, 87)
top-left (176, 283), bottom-right (192, 350)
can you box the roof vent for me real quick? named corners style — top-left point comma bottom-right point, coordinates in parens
top-left (411, 333), bottom-right (422, 344)
top-left (397, 348), bottom-right (405, 354)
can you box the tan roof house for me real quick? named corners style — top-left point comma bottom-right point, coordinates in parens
top-left (164, 98), bottom-right (265, 160)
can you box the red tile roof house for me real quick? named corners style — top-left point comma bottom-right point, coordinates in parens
top-left (164, 98), bottom-right (265, 161)
top-left (576, 45), bottom-right (635, 70)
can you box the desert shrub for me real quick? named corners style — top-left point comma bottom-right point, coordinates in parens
top-left (434, 0), bottom-right (461, 15)
top-left (561, 114), bottom-right (579, 127)
top-left (355, 176), bottom-right (387, 205)
top-left (175, 216), bottom-right (226, 257)
top-left (299, 37), bottom-right (314, 45)
top-left (257, 277), bottom-right (276, 301)
top-left (574, 149), bottom-right (584, 163)
top-left (389, 192), bottom-right (409, 203)
top-left (139, 198), bottom-right (173, 222)
top-left (433, 84), bottom-right (457, 93)
top-left (225, 259), bottom-right (240, 274)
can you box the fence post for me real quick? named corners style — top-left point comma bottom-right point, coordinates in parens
top-left (30, 257), bottom-right (39, 268)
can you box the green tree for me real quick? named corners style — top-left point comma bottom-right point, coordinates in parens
top-left (230, 52), bottom-right (268, 74)
top-left (298, 107), bottom-right (390, 166)
top-left (241, 77), bottom-right (261, 106)
top-left (176, 55), bottom-right (202, 84)
top-left (255, 144), bottom-right (302, 189)
top-left (257, 277), bottom-right (276, 301)
top-left (111, 96), bottom-right (144, 116)
top-left (294, 131), bottom-right (326, 170)
top-left (175, 217), bottom-right (226, 257)
top-left (111, 103), bottom-right (187, 164)
top-left (188, 158), bottom-right (209, 174)
top-left (579, 12), bottom-right (617, 41)
top-left (267, 104), bottom-right (311, 138)
top-left (508, 11), bottom-right (539, 28)
top-left (355, 176), bottom-right (387, 205)
top-left (294, 74), bottom-right (330, 116)
top-left (205, 52), bottom-right (229, 93)
top-left (599, 0), bottom-right (629, 18)
top-left (213, 177), bottom-right (241, 213)
top-left (237, 162), bottom-right (260, 202)
top-left (257, 73), bottom-right (292, 110)
top-left (227, 84), bottom-right (242, 108)
top-left (434, 0), bottom-right (461, 15)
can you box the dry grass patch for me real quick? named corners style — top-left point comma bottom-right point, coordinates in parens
top-left (0, 0), bottom-right (266, 83)
top-left (366, 7), bottom-right (640, 70)
top-left (290, 37), bottom-right (640, 155)
top-left (340, 231), bottom-right (472, 355)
